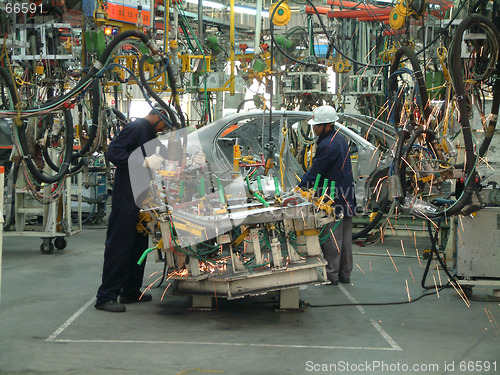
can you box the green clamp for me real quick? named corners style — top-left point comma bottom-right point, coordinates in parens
top-left (313, 174), bottom-right (321, 192)
top-left (199, 177), bottom-right (206, 197)
top-left (274, 177), bottom-right (280, 197)
top-left (245, 176), bottom-right (253, 194)
top-left (253, 192), bottom-right (269, 207)
top-left (257, 176), bottom-right (263, 192)
top-left (322, 178), bottom-right (329, 197)
top-left (217, 178), bottom-right (226, 205)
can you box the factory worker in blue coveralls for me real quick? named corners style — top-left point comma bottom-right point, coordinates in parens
top-left (95, 104), bottom-right (171, 312)
top-left (298, 105), bottom-right (356, 285)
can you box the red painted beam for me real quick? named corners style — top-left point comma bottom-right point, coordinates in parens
top-left (305, 5), bottom-right (332, 14)
top-left (327, 8), bottom-right (392, 18)
top-left (327, 0), bottom-right (383, 10)
top-left (328, 8), bottom-right (392, 16)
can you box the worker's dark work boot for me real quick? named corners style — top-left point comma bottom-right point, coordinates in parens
top-left (327, 274), bottom-right (339, 285)
top-left (119, 293), bottom-right (152, 304)
top-left (339, 276), bottom-right (351, 284)
top-left (95, 300), bottom-right (126, 312)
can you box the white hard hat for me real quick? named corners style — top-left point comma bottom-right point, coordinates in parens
top-left (308, 105), bottom-right (339, 126)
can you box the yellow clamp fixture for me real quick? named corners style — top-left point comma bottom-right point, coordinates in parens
top-left (437, 46), bottom-right (451, 82)
top-left (332, 57), bottom-right (352, 73)
top-left (379, 45), bottom-right (398, 61)
top-left (389, 8), bottom-right (406, 30)
top-left (270, 1), bottom-right (291, 26)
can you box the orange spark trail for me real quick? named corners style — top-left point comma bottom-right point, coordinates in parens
top-left (404, 223), bottom-right (412, 238)
top-left (416, 247), bottom-right (422, 267)
top-left (161, 283), bottom-right (172, 301)
top-left (432, 274), bottom-right (440, 298)
top-left (386, 249), bottom-right (398, 272)
top-left (405, 279), bottom-right (411, 302)
top-left (455, 280), bottom-right (472, 307)
top-left (448, 279), bottom-right (471, 307)
top-left (409, 266), bottom-right (415, 283)
top-left (436, 264), bottom-right (443, 287)
top-left (484, 308), bottom-right (499, 334)
top-left (386, 217), bottom-right (396, 236)
top-left (330, 229), bottom-right (340, 253)
top-left (365, 45), bottom-right (377, 60)
top-left (141, 274), bottom-right (165, 299)
top-left (369, 145), bottom-right (380, 164)
top-left (356, 263), bottom-right (366, 275)
top-left (148, 270), bottom-right (162, 279)
top-left (458, 215), bottom-right (465, 232)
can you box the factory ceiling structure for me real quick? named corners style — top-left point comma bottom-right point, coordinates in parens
top-left (0, 0), bottom-right (499, 373)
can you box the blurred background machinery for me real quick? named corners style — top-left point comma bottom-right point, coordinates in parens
top-left (0, 0), bottom-right (498, 301)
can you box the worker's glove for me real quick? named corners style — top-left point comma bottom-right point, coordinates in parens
top-left (143, 154), bottom-right (164, 170)
top-left (192, 150), bottom-right (206, 166)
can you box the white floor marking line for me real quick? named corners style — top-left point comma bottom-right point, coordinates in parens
top-left (339, 284), bottom-right (402, 351)
top-left (46, 297), bottom-right (95, 342)
top-left (48, 338), bottom-right (400, 351)
top-left (369, 319), bottom-right (402, 351)
top-left (339, 284), bottom-right (365, 314)
top-left (46, 293), bottom-right (402, 351)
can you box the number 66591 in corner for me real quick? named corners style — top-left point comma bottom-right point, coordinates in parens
top-left (5, 2), bottom-right (43, 14)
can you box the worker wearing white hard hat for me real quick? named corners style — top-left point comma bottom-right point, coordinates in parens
top-left (299, 105), bottom-right (356, 285)
top-left (307, 105), bottom-right (339, 126)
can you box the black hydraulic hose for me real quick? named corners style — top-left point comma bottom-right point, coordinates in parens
top-left (5, 161), bottom-right (20, 228)
top-left (352, 196), bottom-right (390, 239)
top-left (41, 87), bottom-right (61, 173)
top-left (388, 45), bottom-right (468, 218)
top-left (392, 118), bottom-right (411, 178)
top-left (107, 107), bottom-right (126, 140)
top-left (478, 79), bottom-right (500, 158)
top-left (42, 145), bottom-right (59, 172)
top-left (69, 156), bottom-right (87, 175)
top-left (398, 126), bottom-right (435, 195)
top-left (395, 126), bottom-right (465, 218)
top-left (421, 220), bottom-right (457, 289)
top-left (270, 0), bottom-right (468, 70)
top-left (390, 15), bottom-right (499, 219)
top-left (390, 46), bottom-right (431, 121)
top-left (23, 30), bottom-right (158, 113)
top-left (138, 55), bottom-right (180, 129)
top-left (446, 15), bottom-right (499, 214)
top-left (0, 67), bottom-right (72, 184)
top-left (18, 109), bottom-right (74, 184)
top-left (111, 107), bottom-right (126, 121)
top-left (387, 73), bottom-right (407, 127)
top-left (236, 98), bottom-right (254, 112)
top-left (10, 31), bottom-right (158, 184)
top-left (98, 30), bottom-right (158, 69)
top-left (74, 79), bottom-right (100, 158)
top-left (165, 63), bottom-right (186, 128)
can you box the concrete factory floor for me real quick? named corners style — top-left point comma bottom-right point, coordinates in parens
top-left (0, 226), bottom-right (499, 375)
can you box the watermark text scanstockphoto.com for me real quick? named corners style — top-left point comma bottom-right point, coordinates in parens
top-left (305, 360), bottom-right (498, 373)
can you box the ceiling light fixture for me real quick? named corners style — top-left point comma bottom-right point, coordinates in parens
top-left (185, 0), bottom-right (225, 10)
top-left (184, 0), bottom-right (269, 17)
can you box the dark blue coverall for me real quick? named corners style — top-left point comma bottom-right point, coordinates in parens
top-left (96, 118), bottom-right (161, 305)
top-left (298, 127), bottom-right (356, 283)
